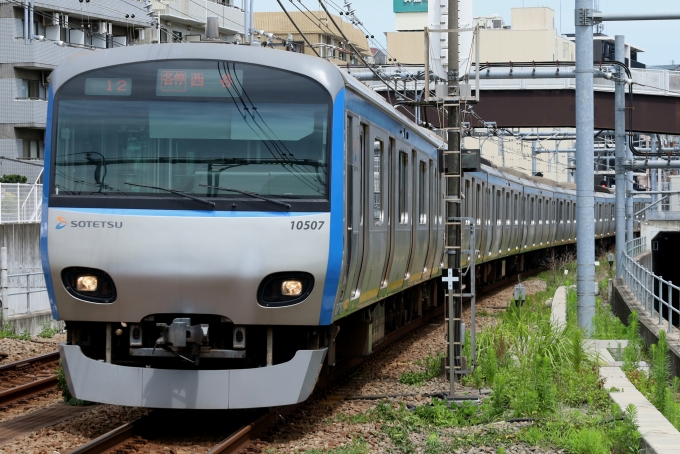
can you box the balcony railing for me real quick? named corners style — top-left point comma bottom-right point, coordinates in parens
top-left (0, 184), bottom-right (42, 224)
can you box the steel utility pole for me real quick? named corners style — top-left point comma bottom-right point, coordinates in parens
top-left (445, 0), bottom-right (463, 397)
top-left (614, 35), bottom-right (626, 278)
top-left (575, 0), bottom-right (596, 333)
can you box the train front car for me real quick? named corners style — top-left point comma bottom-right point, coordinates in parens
top-left (42, 45), bottom-right (345, 409)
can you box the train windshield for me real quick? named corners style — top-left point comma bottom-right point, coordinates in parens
top-left (51, 60), bottom-right (332, 211)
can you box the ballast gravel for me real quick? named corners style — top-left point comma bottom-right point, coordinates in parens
top-left (0, 280), bottom-right (551, 453)
top-left (248, 279), bottom-right (551, 453)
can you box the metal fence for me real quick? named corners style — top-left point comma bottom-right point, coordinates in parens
top-left (0, 183), bottom-right (42, 223)
top-left (621, 236), bottom-right (679, 334)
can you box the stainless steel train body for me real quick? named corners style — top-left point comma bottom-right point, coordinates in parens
top-left (43, 44), bottom-right (627, 410)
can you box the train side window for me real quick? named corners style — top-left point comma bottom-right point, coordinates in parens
top-left (513, 194), bottom-right (519, 225)
top-left (538, 199), bottom-right (542, 225)
top-left (530, 197), bottom-right (534, 225)
top-left (373, 139), bottom-right (384, 225)
top-left (419, 161), bottom-right (427, 224)
top-left (398, 151), bottom-right (408, 224)
top-left (558, 201), bottom-right (563, 223)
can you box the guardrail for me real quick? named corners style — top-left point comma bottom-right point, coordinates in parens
top-left (0, 183), bottom-right (42, 224)
top-left (621, 236), bottom-right (679, 333)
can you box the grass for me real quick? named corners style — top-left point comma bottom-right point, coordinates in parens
top-left (37, 321), bottom-right (60, 338)
top-left (369, 251), bottom-right (641, 453)
top-left (0, 324), bottom-right (30, 340)
top-left (399, 353), bottom-right (445, 385)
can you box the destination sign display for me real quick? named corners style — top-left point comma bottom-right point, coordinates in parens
top-left (85, 78), bottom-right (132, 96)
top-left (156, 69), bottom-right (243, 97)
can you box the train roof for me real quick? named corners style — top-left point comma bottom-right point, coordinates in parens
top-left (49, 43), bottom-right (347, 100)
top-left (49, 43), bottom-right (444, 149)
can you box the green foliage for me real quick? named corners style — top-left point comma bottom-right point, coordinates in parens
top-left (622, 311), bottom-right (642, 373)
top-left (592, 298), bottom-right (629, 340)
top-left (37, 321), bottom-right (60, 338)
top-left (0, 174), bottom-right (27, 184)
top-left (0, 324), bottom-right (30, 340)
top-left (399, 353), bottom-right (444, 385)
top-left (423, 432), bottom-right (442, 454)
top-left (56, 362), bottom-right (88, 406)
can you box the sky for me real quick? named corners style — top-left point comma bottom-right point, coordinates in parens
top-left (251, 0), bottom-right (680, 66)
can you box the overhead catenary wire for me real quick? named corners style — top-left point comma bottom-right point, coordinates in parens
top-left (276, 0), bottom-right (320, 57)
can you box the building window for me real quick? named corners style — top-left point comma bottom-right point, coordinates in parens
top-left (22, 140), bottom-right (44, 160)
top-left (172, 31), bottom-right (183, 43)
top-left (19, 80), bottom-right (45, 100)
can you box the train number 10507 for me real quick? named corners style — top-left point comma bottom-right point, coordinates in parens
top-left (291, 220), bottom-right (325, 230)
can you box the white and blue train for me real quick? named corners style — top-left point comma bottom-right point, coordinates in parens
top-left (43, 44), bottom-right (629, 409)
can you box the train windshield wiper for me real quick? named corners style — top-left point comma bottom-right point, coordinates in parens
top-left (124, 182), bottom-right (215, 209)
top-left (199, 184), bottom-right (291, 209)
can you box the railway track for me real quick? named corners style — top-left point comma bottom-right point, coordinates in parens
top-left (68, 304), bottom-right (445, 454)
top-left (0, 351), bottom-right (60, 407)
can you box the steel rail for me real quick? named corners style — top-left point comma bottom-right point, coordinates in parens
top-left (0, 351), bottom-right (61, 406)
top-left (67, 416), bottom-right (148, 454)
top-left (0, 351), bottom-right (59, 373)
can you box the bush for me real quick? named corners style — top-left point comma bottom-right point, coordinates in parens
top-left (0, 175), bottom-right (27, 183)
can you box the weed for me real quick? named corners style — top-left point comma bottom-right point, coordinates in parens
top-left (56, 362), bottom-right (88, 406)
top-left (424, 432), bottom-right (442, 454)
top-left (303, 438), bottom-right (370, 454)
top-left (37, 321), bottom-right (60, 338)
top-left (0, 324), bottom-right (30, 340)
top-left (399, 353), bottom-right (444, 385)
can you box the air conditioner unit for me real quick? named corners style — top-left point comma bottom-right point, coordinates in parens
top-left (91, 21), bottom-right (107, 34)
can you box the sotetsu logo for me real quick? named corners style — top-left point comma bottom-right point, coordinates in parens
top-left (55, 217), bottom-right (123, 229)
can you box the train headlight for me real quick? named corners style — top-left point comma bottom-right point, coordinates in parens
top-left (257, 272), bottom-right (314, 307)
top-left (76, 275), bottom-right (98, 292)
top-left (281, 280), bottom-right (303, 296)
top-left (61, 267), bottom-right (117, 303)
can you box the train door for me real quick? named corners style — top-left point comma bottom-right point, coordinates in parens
top-left (502, 190), bottom-right (511, 253)
top-left (527, 196), bottom-right (536, 249)
top-left (345, 122), bottom-right (368, 305)
top-left (385, 147), bottom-right (411, 292)
top-left (379, 138), bottom-right (396, 298)
top-left (473, 178), bottom-right (483, 260)
top-left (490, 187), bottom-right (502, 258)
top-left (460, 177), bottom-right (472, 269)
top-left (357, 130), bottom-right (390, 304)
top-left (408, 156), bottom-right (430, 281)
top-left (512, 192), bottom-right (520, 253)
top-left (556, 199), bottom-right (564, 244)
top-left (423, 159), bottom-right (438, 278)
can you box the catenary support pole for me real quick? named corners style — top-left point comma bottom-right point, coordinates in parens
top-left (446, 0), bottom-right (462, 397)
top-left (614, 35), bottom-right (626, 278)
top-left (243, 0), bottom-right (249, 42)
top-left (575, 0), bottom-right (596, 333)
top-left (532, 141), bottom-right (537, 175)
top-left (250, 0), bottom-right (255, 43)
